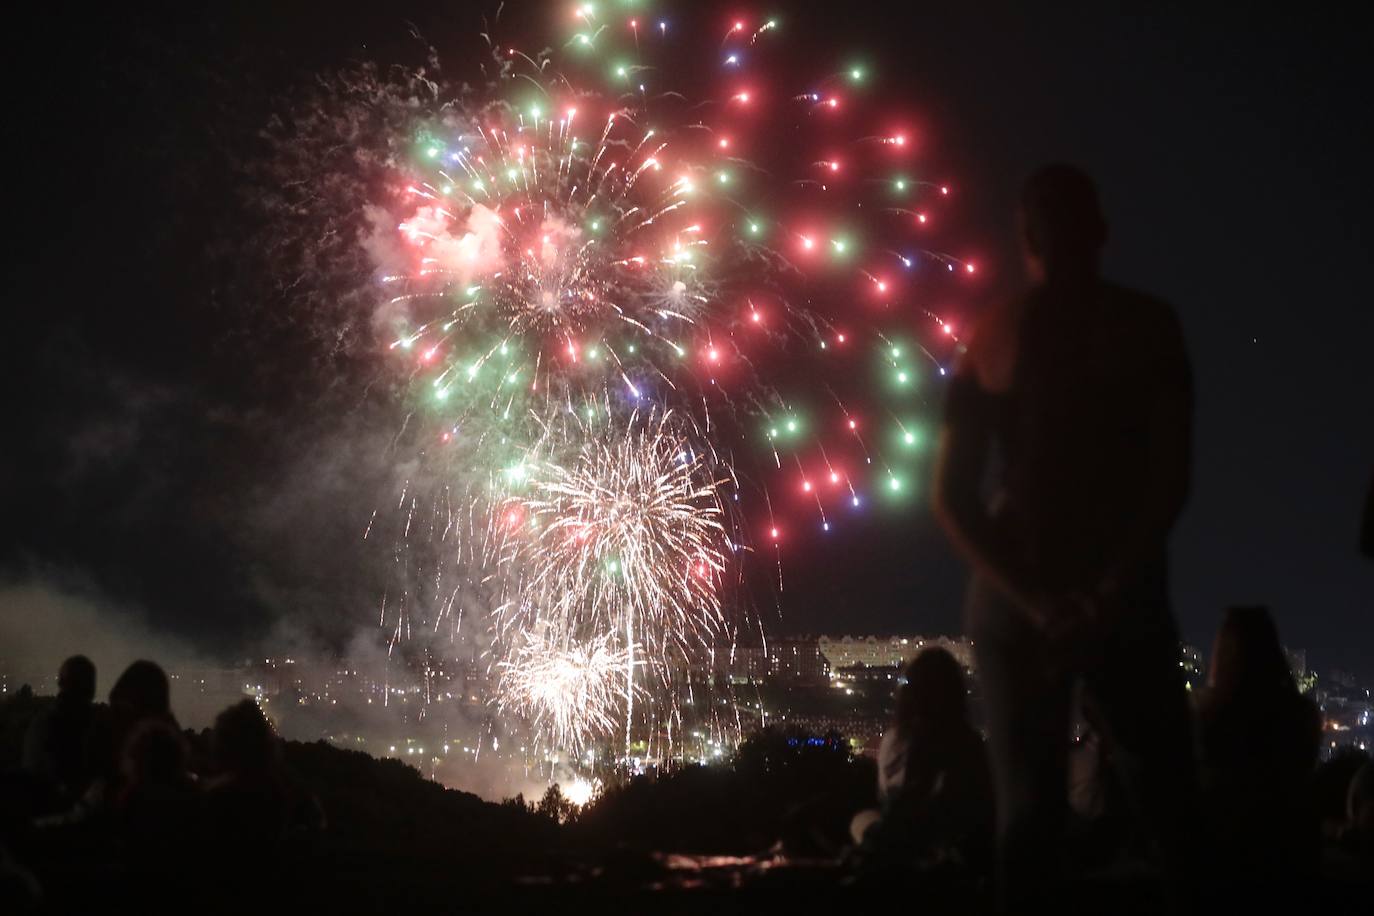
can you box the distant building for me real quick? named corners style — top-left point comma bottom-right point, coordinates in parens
top-left (777, 712), bottom-right (887, 745)
top-left (834, 663), bottom-right (902, 684)
top-left (710, 644), bottom-right (768, 683)
top-left (704, 638), bottom-right (830, 684)
top-left (1329, 669), bottom-right (1361, 692)
top-left (817, 635), bottom-right (975, 674)
top-left (766, 637), bottom-right (829, 683)
top-left (168, 666), bottom-right (247, 700)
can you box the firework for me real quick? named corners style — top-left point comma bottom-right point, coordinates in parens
top-left (495, 628), bottom-right (632, 753)
top-left (560, 776), bottom-right (599, 808)
top-left (386, 92), bottom-right (727, 415)
top-left (493, 407), bottom-right (729, 660)
top-left (291, 3), bottom-right (982, 755)
top-left (491, 405), bottom-right (732, 748)
top-left (383, 9), bottom-right (973, 551)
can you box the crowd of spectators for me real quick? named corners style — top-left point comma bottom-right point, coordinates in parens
top-left (1, 657), bottom-right (320, 910)
top-left (1, 621), bottom-right (1371, 912)
top-left (847, 610), bottom-right (1373, 907)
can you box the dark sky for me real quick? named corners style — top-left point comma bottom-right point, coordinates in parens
top-left (3, 2), bottom-right (1371, 679)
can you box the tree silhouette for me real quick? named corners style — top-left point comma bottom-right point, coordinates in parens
top-left (537, 783), bottom-right (577, 824)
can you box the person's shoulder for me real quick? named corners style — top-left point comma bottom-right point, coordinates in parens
top-left (1103, 282), bottom-right (1189, 370)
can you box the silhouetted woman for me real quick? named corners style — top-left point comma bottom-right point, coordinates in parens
top-left (87, 660), bottom-right (180, 809)
top-left (863, 648), bottom-right (991, 868)
top-left (1198, 606), bottom-right (1320, 885)
top-left (202, 699), bottom-right (321, 851)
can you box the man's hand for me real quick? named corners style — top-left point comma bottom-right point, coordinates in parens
top-left (1023, 591), bottom-right (1109, 673)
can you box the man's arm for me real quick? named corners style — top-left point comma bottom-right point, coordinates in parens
top-left (932, 310), bottom-right (1044, 621)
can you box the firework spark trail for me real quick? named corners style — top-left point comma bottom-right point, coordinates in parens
top-left (488, 406), bottom-right (732, 748)
top-left (495, 628), bottom-right (632, 754)
top-left (494, 410), bottom-right (728, 653)
top-left (391, 111), bottom-right (717, 401)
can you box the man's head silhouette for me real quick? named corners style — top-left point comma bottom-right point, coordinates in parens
top-left (57, 655), bottom-right (96, 704)
top-left (1020, 164), bottom-right (1107, 282)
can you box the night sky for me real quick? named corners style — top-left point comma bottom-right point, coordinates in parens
top-left (3, 2), bottom-right (1371, 680)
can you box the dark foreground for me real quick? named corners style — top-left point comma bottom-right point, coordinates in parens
top-left (4, 689), bottom-right (1372, 914)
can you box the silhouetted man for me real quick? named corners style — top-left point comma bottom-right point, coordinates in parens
top-left (934, 165), bottom-right (1197, 905)
top-left (22, 655), bottom-right (98, 803)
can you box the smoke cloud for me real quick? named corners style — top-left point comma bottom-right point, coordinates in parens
top-left (0, 576), bottom-right (219, 726)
